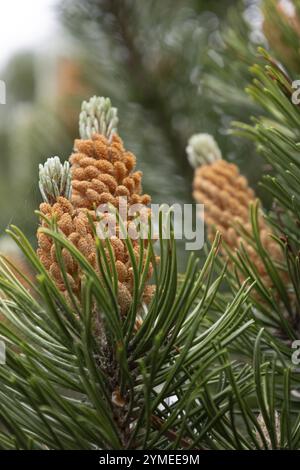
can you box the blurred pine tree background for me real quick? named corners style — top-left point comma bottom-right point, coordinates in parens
top-left (0, 0), bottom-right (266, 265)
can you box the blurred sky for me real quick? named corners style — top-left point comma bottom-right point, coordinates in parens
top-left (0, 0), bottom-right (58, 68)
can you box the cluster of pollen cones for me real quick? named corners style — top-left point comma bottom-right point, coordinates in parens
top-left (37, 126), bottom-right (155, 315)
top-left (189, 134), bottom-right (283, 289)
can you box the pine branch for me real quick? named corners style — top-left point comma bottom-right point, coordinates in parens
top-left (0, 223), bottom-right (255, 449)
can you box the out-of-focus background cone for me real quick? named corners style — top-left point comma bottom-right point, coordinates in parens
top-left (187, 133), bottom-right (284, 290)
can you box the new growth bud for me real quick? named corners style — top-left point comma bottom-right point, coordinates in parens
top-left (79, 95), bottom-right (119, 141)
top-left (39, 156), bottom-right (72, 204)
top-left (186, 133), bottom-right (222, 168)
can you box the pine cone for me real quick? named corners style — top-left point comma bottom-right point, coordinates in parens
top-left (37, 97), bottom-right (156, 314)
top-left (69, 132), bottom-right (153, 310)
top-left (187, 134), bottom-right (283, 288)
top-left (70, 133), bottom-right (151, 210)
top-left (37, 201), bottom-right (137, 314)
top-left (37, 196), bottom-right (96, 295)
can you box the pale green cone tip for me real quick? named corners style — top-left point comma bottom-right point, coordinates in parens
top-left (79, 95), bottom-right (119, 141)
top-left (39, 156), bottom-right (72, 204)
top-left (186, 133), bottom-right (222, 168)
